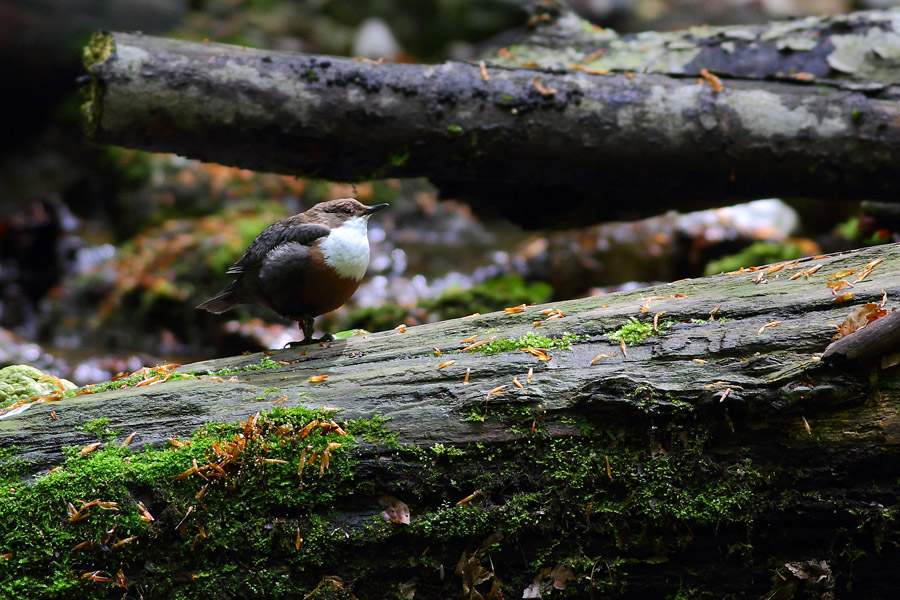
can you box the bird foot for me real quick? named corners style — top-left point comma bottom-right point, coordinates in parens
top-left (284, 333), bottom-right (333, 348)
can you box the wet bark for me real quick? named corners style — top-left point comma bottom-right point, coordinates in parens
top-left (81, 10), bottom-right (900, 225)
top-left (3, 242), bottom-right (900, 597)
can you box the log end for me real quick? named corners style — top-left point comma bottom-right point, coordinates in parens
top-left (80, 31), bottom-right (116, 138)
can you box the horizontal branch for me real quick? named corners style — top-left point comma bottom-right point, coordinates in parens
top-left (82, 26), bottom-right (900, 223)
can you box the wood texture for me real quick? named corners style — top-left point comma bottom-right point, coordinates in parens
top-left (4, 242), bottom-right (899, 460)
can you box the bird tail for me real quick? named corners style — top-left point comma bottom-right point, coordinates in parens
top-left (196, 282), bottom-right (241, 314)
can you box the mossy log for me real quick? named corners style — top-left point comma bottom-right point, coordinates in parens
top-left (2, 242), bottom-right (900, 598)
top-left (81, 9), bottom-right (900, 225)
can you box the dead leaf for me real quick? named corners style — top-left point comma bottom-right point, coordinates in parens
top-left (590, 353), bottom-right (617, 365)
top-left (378, 494), bottom-right (410, 525)
top-left (456, 552), bottom-right (493, 597)
top-left (836, 303), bottom-right (888, 338)
top-left (757, 321), bottom-right (782, 335)
top-left (699, 68), bottom-right (724, 92)
top-left (550, 564), bottom-right (575, 590)
top-left (457, 489), bottom-right (483, 506)
top-left (829, 269), bottom-right (857, 280)
top-left (534, 76), bottom-right (556, 95)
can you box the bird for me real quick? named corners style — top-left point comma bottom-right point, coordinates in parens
top-left (197, 198), bottom-right (388, 344)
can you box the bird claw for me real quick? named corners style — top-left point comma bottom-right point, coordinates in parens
top-left (284, 333), bottom-right (333, 348)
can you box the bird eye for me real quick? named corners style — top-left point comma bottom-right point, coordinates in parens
top-left (342, 208), bottom-right (352, 215)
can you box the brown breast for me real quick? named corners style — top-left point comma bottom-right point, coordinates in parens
top-left (266, 244), bottom-right (362, 320)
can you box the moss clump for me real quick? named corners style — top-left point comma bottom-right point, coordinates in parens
top-left (608, 317), bottom-right (674, 345)
top-left (207, 356), bottom-right (282, 376)
top-left (467, 331), bottom-right (579, 355)
top-left (0, 405), bottom-right (370, 599)
top-left (75, 417), bottom-right (119, 441)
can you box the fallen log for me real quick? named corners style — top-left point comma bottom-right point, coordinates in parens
top-left (81, 9), bottom-right (900, 225)
top-left (2, 241), bottom-right (899, 598)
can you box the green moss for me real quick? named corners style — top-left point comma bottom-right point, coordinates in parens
top-left (608, 317), bottom-right (674, 345)
top-left (461, 408), bottom-right (487, 422)
top-left (1, 389), bottom-right (778, 598)
top-left (467, 331), bottom-right (579, 355)
top-left (631, 385), bottom-right (695, 414)
top-left (413, 502), bottom-right (492, 540)
top-left (75, 417), bottom-right (119, 441)
top-left (446, 124), bottom-right (463, 134)
top-left (80, 32), bottom-right (114, 137)
top-left (207, 357), bottom-right (282, 376)
top-left (346, 414), bottom-right (400, 449)
top-left (0, 405), bottom-right (379, 599)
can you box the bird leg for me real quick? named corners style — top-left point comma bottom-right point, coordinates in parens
top-left (298, 316), bottom-right (315, 344)
top-left (285, 315), bottom-right (334, 347)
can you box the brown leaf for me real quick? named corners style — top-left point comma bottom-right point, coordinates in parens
top-left (456, 553), bottom-right (493, 593)
top-left (550, 564), bottom-right (575, 590)
top-left (378, 494), bottom-right (410, 525)
top-left (699, 68), bottom-right (724, 93)
top-left (837, 303), bottom-right (888, 337)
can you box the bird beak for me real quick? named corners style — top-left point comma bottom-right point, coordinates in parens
top-left (364, 203), bottom-right (389, 215)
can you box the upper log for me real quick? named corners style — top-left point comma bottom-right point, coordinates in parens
top-left (81, 11), bottom-right (900, 224)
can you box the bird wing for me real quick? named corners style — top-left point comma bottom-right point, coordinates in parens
top-left (226, 221), bottom-right (330, 274)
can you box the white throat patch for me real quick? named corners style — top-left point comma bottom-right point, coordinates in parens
top-left (319, 216), bottom-right (371, 280)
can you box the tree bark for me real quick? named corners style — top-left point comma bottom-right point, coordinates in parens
top-left (3, 242), bottom-right (900, 598)
top-left (81, 10), bottom-right (900, 225)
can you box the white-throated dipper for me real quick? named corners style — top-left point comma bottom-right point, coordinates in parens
top-left (197, 198), bottom-right (388, 343)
